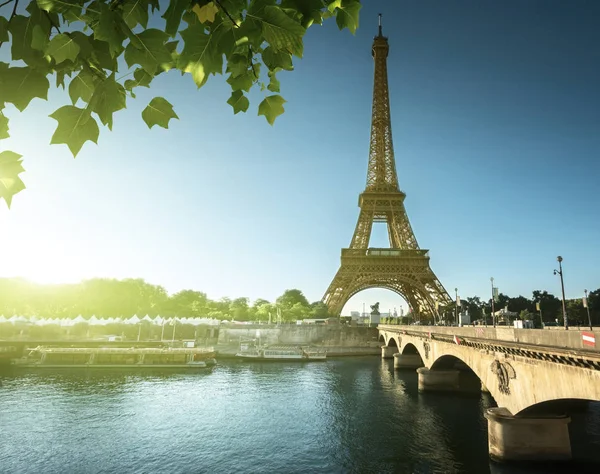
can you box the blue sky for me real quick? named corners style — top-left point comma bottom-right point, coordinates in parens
top-left (1, 0), bottom-right (599, 314)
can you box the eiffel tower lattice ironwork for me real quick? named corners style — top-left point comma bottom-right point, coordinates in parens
top-left (323, 16), bottom-right (451, 318)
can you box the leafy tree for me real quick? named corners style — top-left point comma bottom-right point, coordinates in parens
top-left (229, 296), bottom-right (249, 320)
top-left (283, 301), bottom-right (308, 321)
top-left (309, 301), bottom-right (330, 318)
top-left (465, 296), bottom-right (483, 321)
top-left (508, 295), bottom-right (532, 314)
top-left (276, 288), bottom-right (308, 308)
top-left (0, 0), bottom-right (362, 207)
top-left (588, 288), bottom-right (600, 325)
top-left (532, 290), bottom-right (562, 323)
top-left (254, 302), bottom-right (274, 321)
top-left (166, 289), bottom-right (207, 316)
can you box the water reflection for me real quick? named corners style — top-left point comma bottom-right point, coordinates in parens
top-left (1, 358), bottom-right (599, 474)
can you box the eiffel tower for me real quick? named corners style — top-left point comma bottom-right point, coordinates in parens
top-left (323, 16), bottom-right (451, 318)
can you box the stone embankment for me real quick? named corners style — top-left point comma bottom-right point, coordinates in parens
top-left (216, 324), bottom-right (380, 357)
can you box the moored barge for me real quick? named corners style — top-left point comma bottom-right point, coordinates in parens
top-left (13, 346), bottom-right (217, 369)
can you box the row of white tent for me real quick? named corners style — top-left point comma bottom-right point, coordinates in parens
top-left (0, 314), bottom-right (221, 326)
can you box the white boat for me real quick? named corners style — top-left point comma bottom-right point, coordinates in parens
top-left (235, 338), bottom-right (326, 361)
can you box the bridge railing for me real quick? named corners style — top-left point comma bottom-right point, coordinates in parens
top-left (378, 325), bottom-right (599, 353)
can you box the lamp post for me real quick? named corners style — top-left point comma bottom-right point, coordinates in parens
top-left (584, 289), bottom-right (592, 331)
top-left (491, 277), bottom-right (495, 328)
top-left (454, 288), bottom-right (458, 326)
top-left (554, 256), bottom-right (568, 330)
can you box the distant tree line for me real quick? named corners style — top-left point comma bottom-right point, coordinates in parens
top-left (0, 278), bottom-right (331, 322)
top-left (381, 289), bottom-right (600, 327)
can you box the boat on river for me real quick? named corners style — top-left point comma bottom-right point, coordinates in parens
top-left (12, 346), bottom-right (217, 369)
top-left (235, 338), bottom-right (326, 361)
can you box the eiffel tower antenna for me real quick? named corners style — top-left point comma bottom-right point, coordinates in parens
top-left (323, 19), bottom-right (451, 319)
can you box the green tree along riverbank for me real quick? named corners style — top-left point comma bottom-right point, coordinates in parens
top-left (0, 277), bottom-right (331, 322)
top-left (1, 277), bottom-right (598, 327)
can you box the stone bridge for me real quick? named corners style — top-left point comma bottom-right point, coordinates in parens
top-left (378, 324), bottom-right (600, 462)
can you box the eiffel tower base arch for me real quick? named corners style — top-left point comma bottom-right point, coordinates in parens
top-left (323, 249), bottom-right (451, 318)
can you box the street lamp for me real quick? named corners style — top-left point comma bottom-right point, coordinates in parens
top-left (553, 256), bottom-right (568, 330)
top-left (584, 289), bottom-right (592, 331)
top-left (491, 277), bottom-right (495, 328)
top-left (454, 288), bottom-right (458, 326)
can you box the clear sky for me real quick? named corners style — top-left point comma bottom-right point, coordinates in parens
top-left (1, 0), bottom-right (599, 314)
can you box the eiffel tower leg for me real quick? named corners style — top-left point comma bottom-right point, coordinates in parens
top-left (323, 268), bottom-right (355, 316)
top-left (350, 210), bottom-right (374, 249)
top-left (388, 207), bottom-right (419, 250)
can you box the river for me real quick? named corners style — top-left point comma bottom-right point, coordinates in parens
top-left (1, 357), bottom-right (599, 474)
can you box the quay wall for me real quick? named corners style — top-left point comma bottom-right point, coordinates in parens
top-left (217, 325), bottom-right (380, 356)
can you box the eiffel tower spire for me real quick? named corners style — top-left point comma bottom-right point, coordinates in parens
top-left (322, 18), bottom-right (451, 318)
top-left (367, 13), bottom-right (399, 192)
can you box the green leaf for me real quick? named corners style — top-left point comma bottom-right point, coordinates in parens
top-left (94, 3), bottom-right (126, 57)
top-left (162, 0), bottom-right (189, 37)
top-left (226, 68), bottom-right (256, 92)
top-left (125, 68), bottom-right (153, 91)
top-left (281, 0), bottom-right (325, 27)
top-left (327, 0), bottom-right (342, 13)
top-left (124, 29), bottom-right (172, 75)
top-left (226, 90), bottom-right (249, 114)
top-left (335, 0), bottom-right (361, 34)
top-left (89, 74), bottom-right (127, 130)
top-left (31, 25), bottom-right (49, 52)
top-left (179, 22), bottom-right (225, 87)
top-left (9, 11), bottom-right (52, 69)
top-left (141, 97), bottom-right (178, 129)
top-left (49, 105), bottom-right (99, 156)
top-left (70, 31), bottom-right (93, 59)
top-left (194, 1), bottom-right (219, 23)
top-left (0, 16), bottom-right (10, 43)
top-left (251, 5), bottom-right (305, 57)
top-left (258, 94), bottom-right (286, 125)
top-left (121, 0), bottom-right (150, 29)
top-left (235, 16), bottom-right (263, 48)
top-left (0, 113), bottom-right (9, 140)
top-left (225, 53), bottom-right (249, 77)
top-left (68, 69), bottom-right (97, 104)
top-left (37, 0), bottom-right (86, 15)
top-left (261, 46), bottom-right (293, 71)
top-left (46, 33), bottom-right (81, 64)
top-left (0, 67), bottom-right (50, 111)
top-left (267, 70), bottom-right (280, 93)
top-left (0, 151), bottom-right (26, 208)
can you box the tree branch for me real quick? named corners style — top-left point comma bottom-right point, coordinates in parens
top-left (44, 10), bottom-right (61, 34)
top-left (214, 0), bottom-right (239, 28)
top-left (0, 0), bottom-right (18, 47)
top-left (0, 0), bottom-right (14, 10)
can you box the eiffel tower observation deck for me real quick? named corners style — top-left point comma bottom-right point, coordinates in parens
top-left (323, 15), bottom-right (451, 318)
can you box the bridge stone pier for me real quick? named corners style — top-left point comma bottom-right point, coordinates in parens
top-left (378, 325), bottom-right (600, 462)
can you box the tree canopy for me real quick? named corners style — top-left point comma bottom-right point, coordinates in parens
top-left (0, 0), bottom-right (362, 207)
top-left (0, 276), bottom-right (332, 321)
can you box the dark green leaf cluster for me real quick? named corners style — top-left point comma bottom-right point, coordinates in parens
top-left (0, 0), bottom-right (362, 207)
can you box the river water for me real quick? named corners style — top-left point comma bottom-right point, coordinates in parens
top-left (1, 357), bottom-right (599, 474)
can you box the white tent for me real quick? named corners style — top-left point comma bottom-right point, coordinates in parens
top-left (126, 315), bottom-right (141, 325)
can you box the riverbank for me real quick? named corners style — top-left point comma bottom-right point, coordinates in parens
top-left (215, 344), bottom-right (381, 358)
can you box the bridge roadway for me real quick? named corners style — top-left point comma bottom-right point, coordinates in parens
top-left (378, 324), bottom-right (600, 462)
